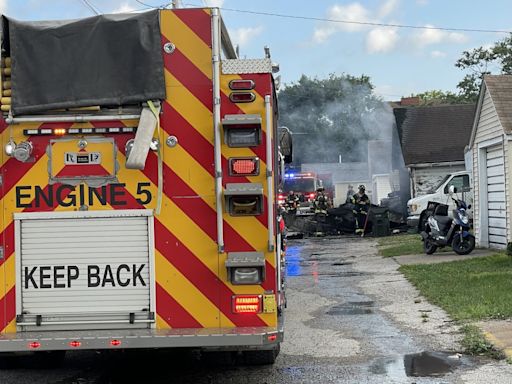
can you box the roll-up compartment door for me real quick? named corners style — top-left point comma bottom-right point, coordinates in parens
top-left (15, 210), bottom-right (154, 331)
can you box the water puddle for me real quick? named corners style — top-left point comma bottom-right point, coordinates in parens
top-left (369, 351), bottom-right (463, 379)
top-left (327, 301), bottom-right (375, 315)
top-left (332, 261), bottom-right (353, 266)
top-left (316, 271), bottom-right (366, 277)
top-left (404, 351), bottom-right (462, 377)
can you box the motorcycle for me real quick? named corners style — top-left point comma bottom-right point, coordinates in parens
top-left (420, 186), bottom-right (475, 255)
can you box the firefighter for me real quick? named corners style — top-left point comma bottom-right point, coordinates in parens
top-left (346, 184), bottom-right (355, 203)
top-left (313, 186), bottom-right (328, 236)
top-left (285, 190), bottom-right (299, 213)
top-left (351, 184), bottom-right (370, 235)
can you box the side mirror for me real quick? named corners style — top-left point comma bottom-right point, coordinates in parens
top-left (448, 185), bottom-right (456, 195)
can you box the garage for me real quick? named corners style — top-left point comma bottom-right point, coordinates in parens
top-left (469, 75), bottom-right (512, 249)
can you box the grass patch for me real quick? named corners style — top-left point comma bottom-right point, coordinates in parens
top-left (461, 324), bottom-right (504, 359)
top-left (378, 234), bottom-right (423, 257)
top-left (400, 253), bottom-right (512, 321)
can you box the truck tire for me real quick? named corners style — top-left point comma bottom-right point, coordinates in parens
top-left (243, 344), bottom-right (280, 365)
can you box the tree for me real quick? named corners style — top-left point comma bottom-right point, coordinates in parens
top-left (278, 74), bottom-right (391, 165)
top-left (413, 89), bottom-right (471, 105)
top-left (455, 34), bottom-right (512, 100)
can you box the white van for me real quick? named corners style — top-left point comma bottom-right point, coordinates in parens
top-left (407, 171), bottom-right (472, 231)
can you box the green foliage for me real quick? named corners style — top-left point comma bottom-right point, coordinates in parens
top-left (377, 234), bottom-right (423, 257)
top-left (413, 89), bottom-right (473, 105)
top-left (455, 33), bottom-right (512, 100)
top-left (278, 73), bottom-right (386, 165)
top-left (400, 253), bottom-right (512, 321)
top-left (507, 242), bottom-right (512, 256)
top-left (461, 324), bottom-right (504, 359)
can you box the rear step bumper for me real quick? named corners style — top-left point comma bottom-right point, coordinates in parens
top-left (0, 327), bottom-right (283, 353)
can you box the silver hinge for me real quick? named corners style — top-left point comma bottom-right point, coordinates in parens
top-left (0, 246), bottom-right (3, 260)
top-left (0, 175), bottom-right (3, 187)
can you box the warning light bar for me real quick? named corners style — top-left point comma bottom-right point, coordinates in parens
top-left (232, 295), bottom-right (263, 314)
top-left (229, 157), bottom-right (260, 176)
top-left (69, 340), bottom-right (82, 348)
top-left (23, 127), bottom-right (136, 136)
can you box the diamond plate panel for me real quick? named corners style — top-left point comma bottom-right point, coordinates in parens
top-left (222, 59), bottom-right (273, 74)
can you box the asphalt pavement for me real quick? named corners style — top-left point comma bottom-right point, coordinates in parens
top-left (1, 236), bottom-right (512, 383)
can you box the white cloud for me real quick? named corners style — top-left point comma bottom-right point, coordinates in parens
top-left (229, 26), bottom-right (263, 47)
top-left (204, 0), bottom-right (224, 7)
top-left (366, 27), bottom-right (399, 53)
top-left (112, 2), bottom-right (137, 13)
top-left (416, 0), bottom-right (429, 5)
top-left (430, 50), bottom-right (447, 58)
top-left (313, 3), bottom-right (371, 43)
top-left (0, 0), bottom-right (7, 13)
top-left (377, 0), bottom-right (399, 19)
top-left (412, 25), bottom-right (468, 46)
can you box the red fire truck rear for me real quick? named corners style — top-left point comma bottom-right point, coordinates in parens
top-left (0, 8), bottom-right (289, 365)
top-left (278, 172), bottom-right (320, 215)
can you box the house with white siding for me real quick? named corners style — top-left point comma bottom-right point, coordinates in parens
top-left (396, 104), bottom-right (475, 198)
top-left (469, 75), bottom-right (512, 249)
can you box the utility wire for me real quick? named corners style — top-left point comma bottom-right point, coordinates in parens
top-left (134, 0), bottom-right (173, 9)
top-left (183, 3), bottom-right (512, 34)
top-left (80, 0), bottom-right (101, 15)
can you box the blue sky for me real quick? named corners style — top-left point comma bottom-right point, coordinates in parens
top-left (2, 0), bottom-right (511, 100)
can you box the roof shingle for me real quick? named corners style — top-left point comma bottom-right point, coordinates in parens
top-left (397, 104), bottom-right (475, 166)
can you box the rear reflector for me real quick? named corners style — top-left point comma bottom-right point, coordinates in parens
top-left (24, 127), bottom-right (134, 136)
top-left (267, 334), bottom-right (278, 342)
top-left (229, 157), bottom-right (260, 176)
top-left (229, 92), bottom-right (256, 103)
top-left (69, 340), bottom-right (82, 348)
top-left (229, 79), bottom-right (255, 90)
top-left (233, 295), bottom-right (262, 314)
top-left (28, 341), bottom-right (41, 349)
top-left (110, 339), bottom-right (122, 347)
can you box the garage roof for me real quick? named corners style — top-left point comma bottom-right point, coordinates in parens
top-left (483, 75), bottom-right (512, 134)
top-left (396, 104), bottom-right (476, 166)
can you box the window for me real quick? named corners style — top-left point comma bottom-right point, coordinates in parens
top-left (444, 175), bottom-right (470, 194)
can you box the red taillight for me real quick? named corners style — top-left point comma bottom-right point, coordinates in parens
top-left (233, 295), bottom-right (262, 314)
top-left (229, 157), bottom-right (259, 176)
top-left (229, 92), bottom-right (256, 103)
top-left (267, 334), bottom-right (278, 342)
top-left (110, 339), bottom-right (122, 347)
top-left (229, 79), bottom-right (255, 90)
top-left (69, 340), bottom-right (81, 348)
top-left (29, 341), bottom-right (41, 349)
top-left (309, 193), bottom-right (315, 199)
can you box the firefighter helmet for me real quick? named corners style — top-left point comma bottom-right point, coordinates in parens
top-left (358, 185), bottom-right (365, 191)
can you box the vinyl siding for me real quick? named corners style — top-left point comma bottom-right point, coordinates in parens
top-left (472, 87), bottom-right (507, 247)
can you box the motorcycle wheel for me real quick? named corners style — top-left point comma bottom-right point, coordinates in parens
top-left (424, 237), bottom-right (437, 255)
top-left (452, 234), bottom-right (475, 255)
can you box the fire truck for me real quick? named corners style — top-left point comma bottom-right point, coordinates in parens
top-left (278, 172), bottom-right (320, 215)
top-left (0, 8), bottom-right (289, 365)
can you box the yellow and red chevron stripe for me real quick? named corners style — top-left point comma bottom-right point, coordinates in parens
top-left (0, 8), bottom-right (278, 335)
